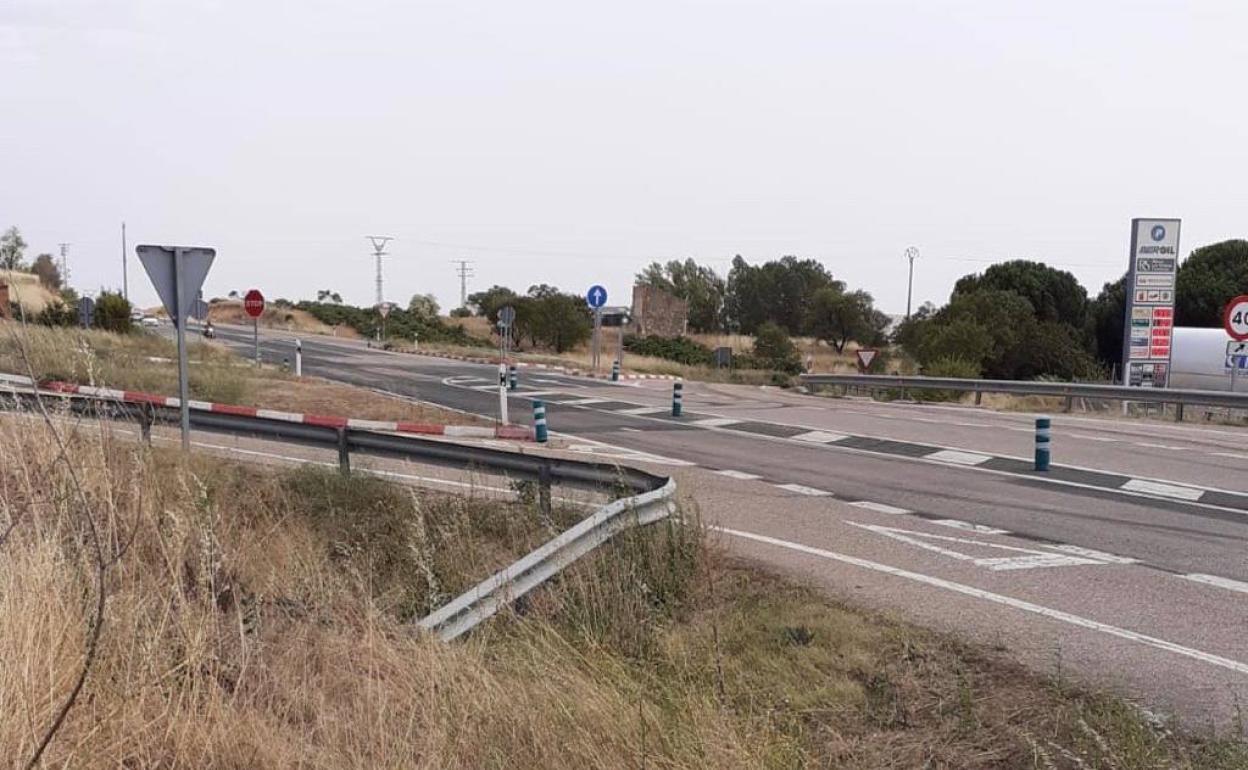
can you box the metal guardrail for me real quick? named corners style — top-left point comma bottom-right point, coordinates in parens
top-left (0, 386), bottom-right (676, 640)
top-left (800, 373), bottom-right (1248, 413)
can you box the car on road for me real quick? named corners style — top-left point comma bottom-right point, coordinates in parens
top-left (140, 316), bottom-right (160, 328)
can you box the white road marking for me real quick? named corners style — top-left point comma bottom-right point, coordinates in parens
top-left (776, 483), bottom-right (833, 497)
top-left (1047, 545), bottom-right (1138, 564)
top-left (1134, 442), bottom-right (1188, 451)
top-left (513, 390), bottom-right (561, 398)
top-left (693, 417), bottom-right (742, 427)
top-left (1121, 478), bottom-right (1205, 502)
top-left (716, 526), bottom-right (1248, 676)
top-left (791, 430), bottom-right (849, 444)
top-left (847, 501), bottom-right (912, 515)
top-left (931, 519), bottom-right (1011, 535)
top-left (849, 522), bottom-right (1107, 571)
top-left (561, 398), bottom-right (609, 406)
top-left (716, 469), bottom-right (763, 480)
top-left (1210, 452), bottom-right (1248, 460)
top-left (619, 427), bottom-right (641, 433)
top-left (1182, 574), bottom-right (1248, 595)
top-left (926, 449), bottom-right (992, 466)
top-left (1069, 433), bottom-right (1119, 443)
top-left (616, 406), bottom-right (669, 416)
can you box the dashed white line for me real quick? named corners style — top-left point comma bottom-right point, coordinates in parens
top-left (791, 430), bottom-right (849, 444)
top-left (1134, 442), bottom-right (1188, 451)
top-left (931, 519), bottom-right (1010, 535)
top-left (561, 398), bottom-right (609, 406)
top-left (716, 526), bottom-right (1248, 676)
top-left (693, 417), bottom-right (742, 427)
top-left (847, 501), bottom-right (912, 515)
top-left (926, 449), bottom-right (992, 466)
top-left (1120, 478), bottom-right (1205, 502)
top-left (1181, 574), bottom-right (1248, 594)
top-left (716, 469), bottom-right (763, 481)
top-left (1069, 433), bottom-right (1119, 443)
top-left (616, 406), bottom-right (669, 416)
top-left (776, 483), bottom-right (833, 497)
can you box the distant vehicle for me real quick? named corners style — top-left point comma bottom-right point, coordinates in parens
top-left (140, 316), bottom-right (160, 328)
top-left (202, 322), bottom-right (216, 339)
top-left (130, 309), bottom-right (144, 321)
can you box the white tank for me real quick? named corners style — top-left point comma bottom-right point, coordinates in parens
top-left (1168, 327), bottom-right (1248, 392)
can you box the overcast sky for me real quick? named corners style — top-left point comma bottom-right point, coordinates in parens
top-left (3, 0), bottom-right (1245, 316)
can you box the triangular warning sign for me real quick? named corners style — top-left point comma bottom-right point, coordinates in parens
top-left (856, 348), bottom-right (877, 370)
top-left (137, 245), bottom-right (215, 323)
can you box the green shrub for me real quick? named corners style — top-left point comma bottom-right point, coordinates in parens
top-left (623, 335), bottom-right (715, 366)
top-left (915, 356), bottom-right (981, 402)
top-left (92, 291), bottom-right (133, 334)
top-left (751, 322), bottom-right (803, 374)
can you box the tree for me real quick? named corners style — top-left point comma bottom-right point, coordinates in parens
top-left (0, 226), bottom-right (27, 270)
top-left (467, 285), bottom-right (520, 323)
top-left (954, 260), bottom-right (1089, 328)
top-left (636, 259), bottom-right (727, 332)
top-left (316, 289), bottom-right (343, 303)
top-left (1175, 240), bottom-right (1248, 327)
top-left (523, 288), bottom-right (591, 352)
top-left (807, 287), bottom-right (888, 353)
top-left (92, 291), bottom-right (133, 333)
top-left (30, 253), bottom-right (61, 289)
top-left (725, 255), bottom-right (842, 334)
top-left (407, 293), bottom-right (440, 319)
top-left (751, 321), bottom-right (802, 373)
top-left (228, 290), bottom-right (240, 300)
top-left (1089, 275), bottom-right (1126, 370)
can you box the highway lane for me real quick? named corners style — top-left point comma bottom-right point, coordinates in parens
top-left (201, 325), bottom-right (1248, 724)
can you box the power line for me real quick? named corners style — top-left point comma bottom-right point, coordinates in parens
top-left (366, 235), bottom-right (394, 307)
top-left (452, 259), bottom-right (475, 308)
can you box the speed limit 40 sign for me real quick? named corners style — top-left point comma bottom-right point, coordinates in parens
top-left (1224, 295), bottom-right (1248, 341)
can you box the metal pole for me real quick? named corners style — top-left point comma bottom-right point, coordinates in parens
top-left (904, 246), bottom-right (919, 320)
top-left (121, 222), bottom-right (128, 302)
top-left (592, 308), bottom-right (602, 374)
top-left (616, 326), bottom-right (624, 375)
top-left (498, 363), bottom-right (509, 425)
top-left (254, 317), bottom-right (260, 366)
top-left (173, 248), bottom-right (191, 450)
top-left (295, 339), bottom-right (302, 377)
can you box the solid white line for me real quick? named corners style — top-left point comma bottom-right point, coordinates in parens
top-left (693, 417), bottom-right (741, 427)
top-left (1047, 545), bottom-right (1138, 564)
top-left (776, 483), bottom-right (832, 497)
top-left (847, 501), bottom-right (912, 515)
top-left (926, 449), bottom-right (992, 466)
top-left (931, 519), bottom-right (1010, 535)
top-left (716, 469), bottom-right (763, 480)
top-left (561, 398), bottom-right (609, 406)
top-left (1121, 478), bottom-right (1205, 502)
top-left (1069, 433), bottom-right (1119, 443)
top-left (1134, 442), bottom-right (1187, 451)
top-left (1181, 574), bottom-right (1248, 595)
top-left (791, 430), bottom-right (849, 444)
top-left (715, 526), bottom-right (1248, 675)
top-left (616, 406), bottom-right (669, 415)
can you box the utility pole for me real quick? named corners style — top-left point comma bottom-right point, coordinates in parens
top-left (58, 243), bottom-right (71, 286)
top-left (121, 222), bottom-right (128, 301)
top-left (904, 246), bottom-right (919, 320)
top-left (366, 235), bottom-right (393, 307)
top-left (452, 259), bottom-right (474, 309)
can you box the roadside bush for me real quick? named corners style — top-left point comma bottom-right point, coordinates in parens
top-left (751, 322), bottom-right (803, 374)
top-left (915, 355), bottom-right (981, 402)
top-left (92, 291), bottom-right (133, 334)
top-left (35, 301), bottom-right (75, 327)
top-left (623, 334), bottom-right (715, 366)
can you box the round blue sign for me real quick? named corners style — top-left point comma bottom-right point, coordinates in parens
top-left (1150, 224), bottom-right (1166, 242)
top-left (586, 284), bottom-right (608, 309)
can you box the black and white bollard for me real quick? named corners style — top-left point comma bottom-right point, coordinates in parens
top-left (508, 363), bottom-right (518, 391)
top-left (533, 400), bottom-right (548, 443)
top-left (1034, 416), bottom-right (1051, 471)
top-left (672, 380), bottom-right (683, 417)
top-left (498, 363), bottom-right (509, 425)
top-left (294, 338), bottom-right (302, 377)
top-left (611, 360), bottom-right (620, 382)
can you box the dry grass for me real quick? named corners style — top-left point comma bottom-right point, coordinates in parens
top-left (0, 321), bottom-right (475, 425)
top-left (205, 301), bottom-right (358, 337)
top-left (1, 412), bottom-right (1244, 768)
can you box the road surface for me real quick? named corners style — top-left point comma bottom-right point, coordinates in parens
top-left (203, 325), bottom-right (1248, 727)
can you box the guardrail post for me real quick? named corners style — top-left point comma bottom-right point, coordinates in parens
top-left (295, 338), bottom-right (302, 377)
top-left (336, 427), bottom-right (350, 475)
top-left (538, 462), bottom-right (553, 517)
top-left (139, 402), bottom-right (153, 445)
top-left (533, 400), bottom-right (548, 443)
top-left (974, 390), bottom-right (983, 406)
top-left (508, 363), bottom-right (518, 391)
top-left (1175, 402), bottom-right (1185, 422)
top-left (1034, 416), bottom-right (1051, 472)
top-left (1063, 395), bottom-right (1073, 413)
top-left (611, 360), bottom-right (620, 382)
top-left (672, 380), bottom-right (683, 417)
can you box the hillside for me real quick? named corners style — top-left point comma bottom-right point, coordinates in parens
top-left (1, 270), bottom-right (60, 315)
top-left (206, 300), bottom-right (358, 337)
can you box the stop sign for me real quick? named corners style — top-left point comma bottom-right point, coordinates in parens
top-left (243, 289), bottom-right (265, 319)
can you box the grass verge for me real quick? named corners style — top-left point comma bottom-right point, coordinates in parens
top-left (2, 415), bottom-right (1245, 767)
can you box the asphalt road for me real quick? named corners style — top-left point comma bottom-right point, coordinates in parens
top-left (203, 325), bottom-right (1248, 727)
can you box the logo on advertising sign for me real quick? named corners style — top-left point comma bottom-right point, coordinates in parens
top-left (1151, 224), bottom-right (1167, 242)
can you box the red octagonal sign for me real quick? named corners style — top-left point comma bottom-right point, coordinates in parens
top-left (1224, 295), bottom-right (1248, 342)
top-left (244, 289), bottom-right (265, 319)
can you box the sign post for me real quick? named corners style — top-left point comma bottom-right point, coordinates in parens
top-left (77, 296), bottom-right (95, 329)
top-left (586, 285), bottom-right (607, 374)
top-left (1120, 219), bottom-right (1181, 389)
top-left (244, 289), bottom-right (265, 366)
top-left (137, 245), bottom-right (216, 450)
top-left (377, 301), bottom-right (392, 343)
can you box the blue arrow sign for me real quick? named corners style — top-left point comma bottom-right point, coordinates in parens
top-left (586, 284), bottom-right (607, 309)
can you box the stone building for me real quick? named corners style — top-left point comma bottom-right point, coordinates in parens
top-left (630, 284), bottom-right (688, 337)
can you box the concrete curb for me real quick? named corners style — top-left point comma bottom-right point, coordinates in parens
top-left (0, 373), bottom-right (532, 441)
